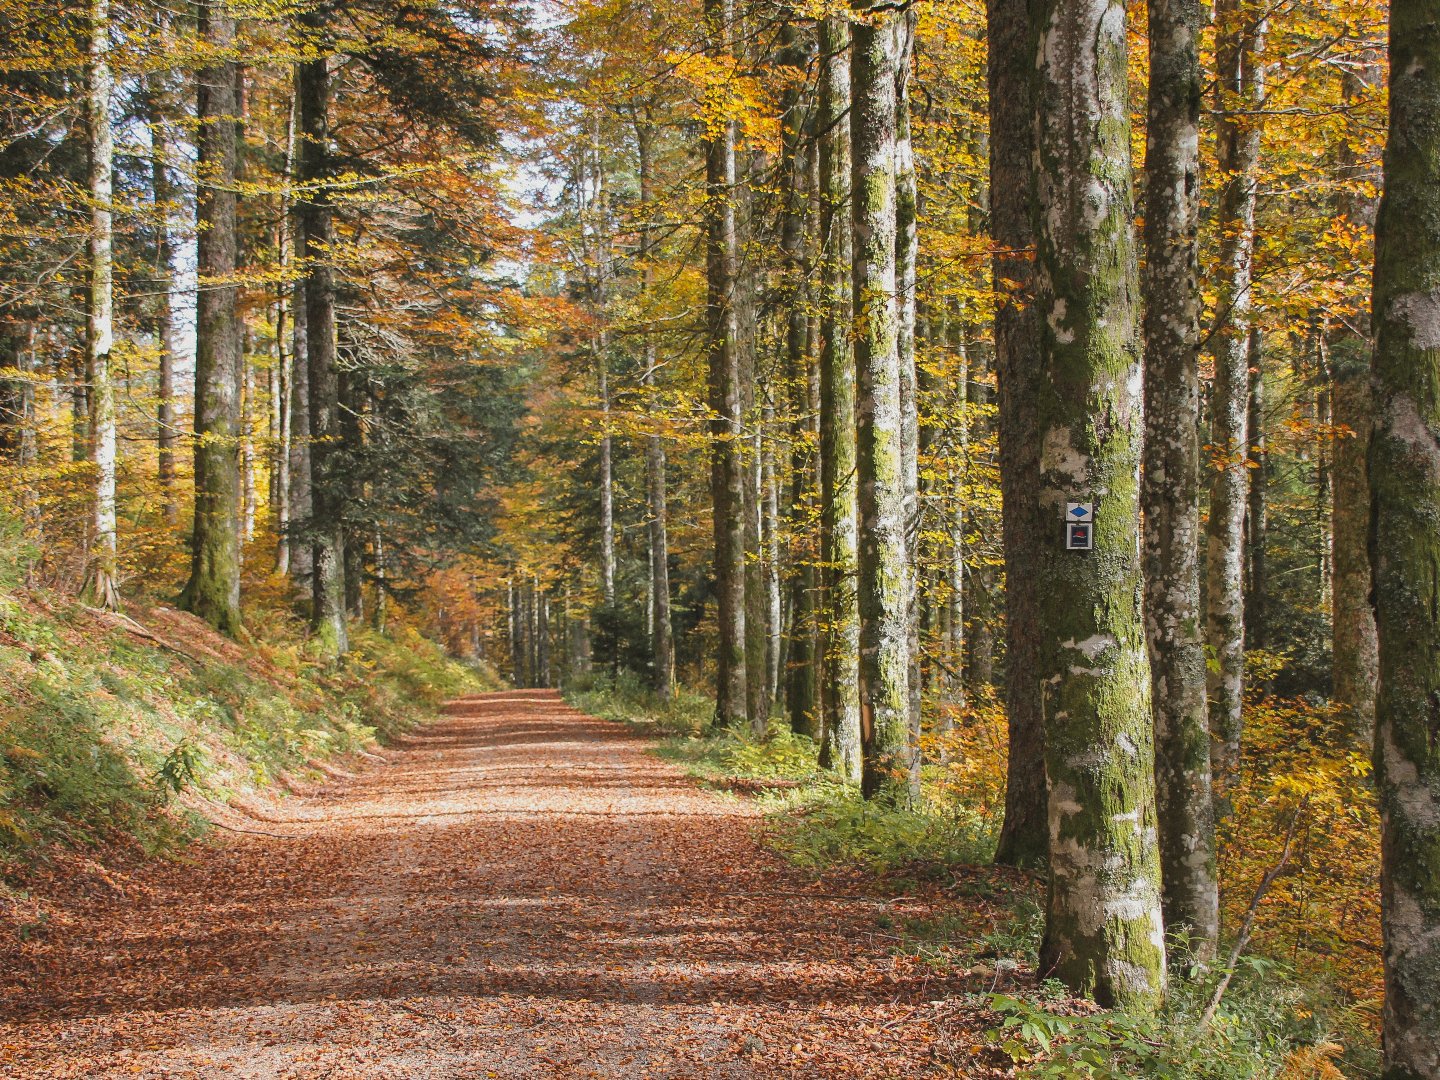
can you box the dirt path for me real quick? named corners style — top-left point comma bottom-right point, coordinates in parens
top-left (0, 691), bottom-right (1005, 1078)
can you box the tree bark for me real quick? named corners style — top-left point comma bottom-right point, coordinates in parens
top-left (1206, 0), bottom-right (1265, 807)
top-left (1368, 2), bottom-right (1440, 1070)
top-left (1140, 0), bottom-right (1218, 962)
top-left (705, 0), bottom-right (748, 729)
top-left (1244, 340), bottom-right (1268, 649)
top-left (817, 15), bottom-right (861, 782)
top-left (1032, 0), bottom-right (1167, 1008)
top-left (852, 7), bottom-right (913, 804)
top-left (1330, 67), bottom-right (1381, 743)
top-left (146, 77), bottom-right (178, 527)
top-left (85, 0), bottom-right (118, 611)
top-left (893, 7), bottom-right (922, 796)
top-left (286, 89), bottom-right (313, 586)
top-left (634, 111), bottom-right (674, 697)
top-left (988, 0), bottom-right (1047, 868)
top-left (298, 40), bottom-right (347, 655)
top-left (179, 0), bottom-right (244, 636)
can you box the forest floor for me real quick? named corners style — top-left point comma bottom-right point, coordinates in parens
top-left (0, 690), bottom-right (1020, 1079)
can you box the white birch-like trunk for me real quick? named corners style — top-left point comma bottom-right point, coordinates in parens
top-left (86, 0), bottom-right (118, 610)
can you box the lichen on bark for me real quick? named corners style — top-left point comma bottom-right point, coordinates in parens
top-left (1367, 0), bottom-right (1440, 1072)
top-left (1031, 0), bottom-right (1167, 1010)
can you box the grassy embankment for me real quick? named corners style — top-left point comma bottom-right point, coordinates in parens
top-left (0, 577), bottom-right (492, 884)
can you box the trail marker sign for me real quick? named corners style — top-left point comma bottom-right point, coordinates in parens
top-left (1065, 502), bottom-right (1094, 551)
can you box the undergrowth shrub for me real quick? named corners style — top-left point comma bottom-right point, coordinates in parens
top-left (565, 669), bottom-right (712, 736)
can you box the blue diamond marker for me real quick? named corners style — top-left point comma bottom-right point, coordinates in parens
top-left (1069, 505), bottom-right (1088, 519)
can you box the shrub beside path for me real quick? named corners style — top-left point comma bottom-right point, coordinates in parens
top-left (0, 690), bottom-right (1007, 1078)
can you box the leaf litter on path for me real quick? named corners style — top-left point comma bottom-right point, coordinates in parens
top-left (0, 690), bottom-right (1014, 1078)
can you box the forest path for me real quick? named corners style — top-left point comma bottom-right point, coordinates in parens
top-left (1, 690), bottom-right (1001, 1079)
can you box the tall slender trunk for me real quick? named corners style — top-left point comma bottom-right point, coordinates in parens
top-left (598, 362), bottom-right (615, 606)
top-left (1330, 64), bottom-right (1380, 743)
top-left (761, 397), bottom-right (782, 715)
top-left (285, 91), bottom-right (312, 585)
top-left (852, 8), bottom-right (913, 805)
top-left (706, 0), bottom-right (748, 729)
top-left (85, 0), bottom-right (118, 610)
top-left (509, 579), bottom-right (523, 686)
top-left (1206, 0), bottom-right (1265, 806)
top-left (179, 0), bottom-right (244, 635)
top-left (635, 112), bottom-right (674, 696)
top-left (1368, 3), bottom-right (1440, 1070)
top-left (273, 263), bottom-right (291, 574)
top-left (298, 40), bottom-right (347, 655)
top-left (147, 77), bottom-right (178, 527)
top-left (893, 8), bottom-right (921, 795)
top-left (1032, 0), bottom-right (1166, 1009)
top-left (817, 15), bottom-right (860, 781)
top-left (241, 348), bottom-right (256, 543)
top-left (988, 0), bottom-right (1047, 867)
top-left (1244, 341), bottom-right (1268, 650)
top-left (1140, 0), bottom-right (1218, 962)
top-left (17, 326), bottom-right (39, 571)
top-left (779, 22), bottom-right (819, 737)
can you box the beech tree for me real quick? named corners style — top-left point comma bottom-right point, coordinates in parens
top-left (817, 13), bottom-right (861, 783)
top-left (179, 0), bottom-right (244, 636)
top-left (1031, 0), bottom-right (1167, 1006)
top-left (1141, 0), bottom-right (1218, 959)
top-left (1368, 0), bottom-right (1440, 1070)
top-left (1206, 0), bottom-right (1266, 804)
top-left (988, 0), bottom-right (1047, 868)
top-left (705, 0), bottom-right (748, 729)
top-left (84, 0), bottom-right (118, 610)
top-left (851, 3), bottom-right (913, 804)
top-left (297, 32), bottom-right (347, 656)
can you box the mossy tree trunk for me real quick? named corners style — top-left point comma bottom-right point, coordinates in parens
top-left (1367, 3), bottom-right (1440, 1072)
top-left (987, 0), bottom-right (1048, 868)
top-left (1206, 0), bottom-right (1265, 807)
top-left (817, 14), bottom-right (861, 782)
top-left (180, 0), bottom-right (244, 637)
top-left (852, 5), bottom-right (914, 805)
top-left (298, 38), bottom-right (347, 656)
top-left (1140, 0), bottom-right (1218, 962)
top-left (1031, 0), bottom-right (1167, 1009)
top-left (705, 0), bottom-right (748, 729)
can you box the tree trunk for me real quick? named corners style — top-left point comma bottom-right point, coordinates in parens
top-left (1140, 0), bottom-right (1218, 963)
top-left (988, 0), bottom-right (1047, 868)
top-left (1330, 65), bottom-right (1380, 744)
top-left (147, 77), bottom-right (178, 527)
top-left (1368, 3), bottom-right (1440, 1070)
top-left (893, 8), bottom-right (921, 796)
top-left (634, 113), bottom-right (675, 697)
top-left (705, 0), bottom-right (748, 729)
top-left (852, 8), bottom-right (913, 804)
top-left (298, 43), bottom-right (347, 655)
top-left (179, 0), bottom-right (244, 636)
top-left (1032, 0), bottom-right (1167, 1009)
top-left (817, 15), bottom-right (861, 782)
top-left (778, 21), bottom-right (819, 737)
top-left (286, 91), bottom-right (312, 586)
top-left (85, 0), bottom-right (118, 611)
top-left (1244, 341), bottom-right (1268, 650)
top-left (1206, 0), bottom-right (1265, 807)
